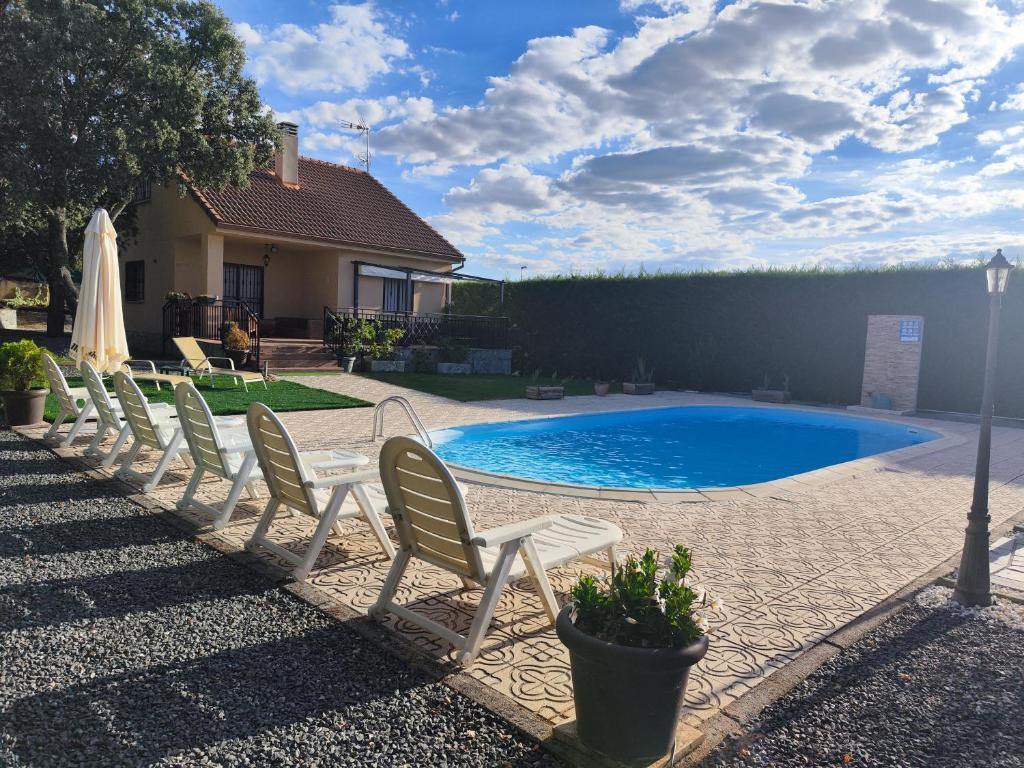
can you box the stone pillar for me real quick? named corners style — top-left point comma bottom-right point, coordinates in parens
top-left (860, 314), bottom-right (924, 413)
top-left (200, 233), bottom-right (224, 298)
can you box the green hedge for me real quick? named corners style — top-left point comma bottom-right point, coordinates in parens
top-left (453, 266), bottom-right (1024, 417)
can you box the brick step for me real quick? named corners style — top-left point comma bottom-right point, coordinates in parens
top-left (260, 345), bottom-right (329, 355)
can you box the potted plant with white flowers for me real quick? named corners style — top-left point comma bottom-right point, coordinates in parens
top-left (556, 546), bottom-right (716, 764)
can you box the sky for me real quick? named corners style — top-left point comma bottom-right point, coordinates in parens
top-left (219, 0), bottom-right (1024, 280)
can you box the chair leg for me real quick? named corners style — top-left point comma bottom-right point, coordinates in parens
top-left (293, 486), bottom-right (349, 581)
top-left (99, 424), bottom-right (132, 468)
top-left (115, 442), bottom-right (143, 480)
top-left (241, 377), bottom-right (248, 392)
top-left (63, 401), bottom-right (94, 447)
top-left (351, 484), bottom-right (396, 558)
top-left (459, 540), bottom-right (520, 665)
top-left (247, 498), bottom-right (281, 552)
top-left (212, 473), bottom-right (250, 532)
top-left (369, 549), bottom-right (412, 620)
top-left (520, 536), bottom-right (560, 624)
top-left (177, 465), bottom-right (205, 511)
top-left (244, 481), bottom-right (259, 500)
top-left (85, 422), bottom-right (109, 457)
top-left (44, 410), bottom-right (67, 442)
top-left (143, 432), bottom-right (185, 491)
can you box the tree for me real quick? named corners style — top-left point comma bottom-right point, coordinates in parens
top-left (0, 0), bottom-right (279, 334)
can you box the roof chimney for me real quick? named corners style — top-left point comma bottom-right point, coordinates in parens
top-left (275, 122), bottom-right (299, 187)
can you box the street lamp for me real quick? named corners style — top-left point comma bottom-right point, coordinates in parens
top-left (953, 248), bottom-right (1013, 607)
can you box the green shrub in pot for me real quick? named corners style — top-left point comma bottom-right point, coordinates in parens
top-left (556, 546), bottom-right (716, 763)
top-left (0, 339), bottom-right (49, 426)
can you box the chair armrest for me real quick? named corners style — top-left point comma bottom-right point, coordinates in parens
top-left (304, 467), bottom-right (379, 490)
top-left (472, 517), bottom-right (553, 548)
top-left (300, 449), bottom-right (370, 472)
top-left (205, 356), bottom-right (236, 370)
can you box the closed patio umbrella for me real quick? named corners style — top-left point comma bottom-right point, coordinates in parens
top-left (70, 208), bottom-right (130, 373)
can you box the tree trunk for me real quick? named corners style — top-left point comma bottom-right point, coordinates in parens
top-left (46, 210), bottom-right (69, 336)
top-left (60, 266), bottom-right (78, 318)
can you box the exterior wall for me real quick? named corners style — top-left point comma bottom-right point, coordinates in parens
top-left (123, 182), bottom-right (459, 345)
top-left (119, 183), bottom-right (215, 341)
top-left (860, 314), bottom-right (925, 413)
top-left (0, 277), bottom-right (47, 302)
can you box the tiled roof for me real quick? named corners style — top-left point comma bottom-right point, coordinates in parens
top-left (190, 157), bottom-right (463, 262)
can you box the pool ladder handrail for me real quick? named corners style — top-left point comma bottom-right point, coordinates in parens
top-left (372, 395), bottom-right (433, 448)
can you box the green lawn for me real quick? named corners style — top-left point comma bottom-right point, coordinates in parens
top-left (358, 372), bottom-right (619, 402)
top-left (44, 377), bottom-right (372, 421)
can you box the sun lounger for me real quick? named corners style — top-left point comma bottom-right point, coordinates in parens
top-left (370, 436), bottom-right (621, 664)
top-left (173, 336), bottom-right (266, 391)
top-left (245, 402), bottom-right (395, 580)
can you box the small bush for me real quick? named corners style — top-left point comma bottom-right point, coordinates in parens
top-left (222, 325), bottom-right (250, 352)
top-left (570, 546), bottom-right (716, 648)
top-left (438, 336), bottom-right (469, 363)
top-left (0, 339), bottom-right (46, 391)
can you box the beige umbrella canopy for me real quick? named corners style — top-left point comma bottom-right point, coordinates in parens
top-left (70, 209), bottom-right (130, 373)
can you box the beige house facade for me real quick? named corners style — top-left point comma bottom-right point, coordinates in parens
top-left (120, 122), bottom-right (464, 350)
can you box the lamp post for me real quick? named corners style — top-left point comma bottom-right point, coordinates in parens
top-left (953, 249), bottom-right (1013, 608)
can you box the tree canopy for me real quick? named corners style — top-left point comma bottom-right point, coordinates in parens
top-left (0, 0), bottom-right (279, 332)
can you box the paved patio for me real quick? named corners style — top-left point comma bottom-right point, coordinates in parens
top-left (26, 373), bottom-right (1024, 735)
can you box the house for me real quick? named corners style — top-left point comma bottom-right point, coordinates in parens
top-left (120, 122), bottom-right (490, 358)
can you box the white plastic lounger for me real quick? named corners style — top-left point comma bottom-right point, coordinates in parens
top-left (112, 372), bottom-right (219, 491)
top-left (81, 361), bottom-right (175, 468)
top-left (42, 354), bottom-right (120, 447)
top-left (245, 402), bottom-right (396, 580)
top-left (370, 436), bottom-right (622, 665)
top-left (174, 382), bottom-right (262, 529)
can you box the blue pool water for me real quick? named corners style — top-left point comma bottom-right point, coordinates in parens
top-left (431, 406), bottom-right (939, 490)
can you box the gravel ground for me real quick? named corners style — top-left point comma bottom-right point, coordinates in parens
top-left (0, 429), bottom-right (560, 767)
top-left (703, 601), bottom-right (1024, 768)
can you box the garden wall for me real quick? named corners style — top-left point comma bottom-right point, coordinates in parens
top-left (453, 267), bottom-right (1024, 417)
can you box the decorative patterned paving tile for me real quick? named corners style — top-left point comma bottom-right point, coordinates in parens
top-left (29, 381), bottom-right (1024, 732)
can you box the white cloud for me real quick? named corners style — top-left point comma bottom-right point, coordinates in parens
top-left (239, 3), bottom-right (408, 93)
top-left (1000, 84), bottom-right (1024, 110)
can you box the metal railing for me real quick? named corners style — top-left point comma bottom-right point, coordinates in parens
top-left (372, 395), bottom-right (432, 447)
top-left (162, 298), bottom-right (261, 367)
top-left (325, 307), bottom-right (509, 352)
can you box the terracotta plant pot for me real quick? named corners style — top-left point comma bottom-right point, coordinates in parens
top-left (556, 606), bottom-right (708, 763)
top-left (2, 388), bottom-right (49, 427)
top-left (593, 381), bottom-right (610, 396)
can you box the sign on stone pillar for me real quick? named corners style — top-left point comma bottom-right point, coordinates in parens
top-left (860, 314), bottom-right (924, 413)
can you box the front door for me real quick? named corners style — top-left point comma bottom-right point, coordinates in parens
top-left (223, 263), bottom-right (264, 315)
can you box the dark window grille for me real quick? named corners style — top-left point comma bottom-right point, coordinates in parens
top-left (132, 180), bottom-right (152, 204)
top-left (125, 260), bottom-right (145, 302)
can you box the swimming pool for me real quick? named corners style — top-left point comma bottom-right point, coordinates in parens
top-left (431, 406), bottom-right (939, 490)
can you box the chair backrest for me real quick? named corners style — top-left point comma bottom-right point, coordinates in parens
top-left (80, 361), bottom-right (120, 429)
top-left (175, 382), bottom-right (231, 478)
top-left (247, 402), bottom-right (318, 516)
top-left (112, 371), bottom-right (165, 450)
top-left (173, 337), bottom-right (209, 370)
top-left (378, 436), bottom-right (484, 581)
top-left (43, 354), bottom-right (80, 417)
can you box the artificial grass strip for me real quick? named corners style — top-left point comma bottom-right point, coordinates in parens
top-left (43, 377), bottom-right (372, 422)
top-left (357, 372), bottom-right (618, 402)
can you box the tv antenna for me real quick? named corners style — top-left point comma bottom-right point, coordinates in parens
top-left (341, 119), bottom-right (371, 173)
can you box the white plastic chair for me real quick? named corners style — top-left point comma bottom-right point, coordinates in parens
top-left (174, 381), bottom-right (262, 529)
top-left (42, 354), bottom-right (119, 447)
top-left (80, 361), bottom-right (176, 468)
top-left (370, 436), bottom-right (622, 665)
top-left (245, 402), bottom-right (396, 580)
top-left (112, 372), bottom-right (199, 491)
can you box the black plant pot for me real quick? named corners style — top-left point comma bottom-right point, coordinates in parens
top-left (224, 349), bottom-right (249, 368)
top-left (556, 606), bottom-right (708, 763)
top-left (1, 388), bottom-right (49, 427)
